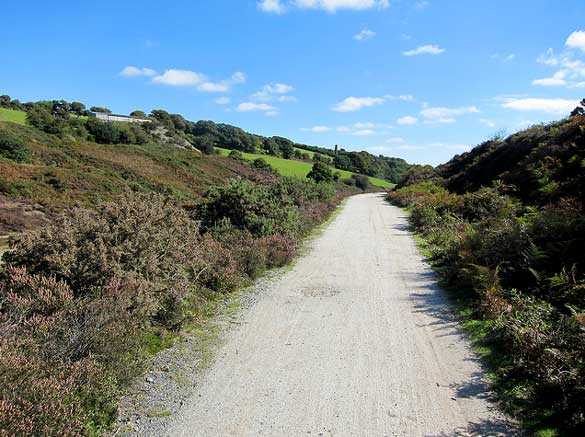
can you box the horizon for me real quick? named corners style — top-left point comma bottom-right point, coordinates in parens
top-left (2, 0), bottom-right (584, 166)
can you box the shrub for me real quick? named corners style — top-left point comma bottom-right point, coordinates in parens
top-left (4, 191), bottom-right (202, 330)
top-left (351, 174), bottom-right (370, 191)
top-left (307, 162), bottom-right (335, 183)
top-left (252, 158), bottom-right (273, 172)
top-left (0, 129), bottom-right (31, 163)
top-left (197, 179), bottom-right (301, 237)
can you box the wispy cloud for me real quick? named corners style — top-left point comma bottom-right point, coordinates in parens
top-left (402, 44), bottom-right (445, 56)
top-left (215, 97), bottom-right (231, 105)
top-left (149, 69), bottom-right (246, 93)
top-left (420, 106), bottom-right (479, 124)
top-left (532, 71), bottom-right (567, 87)
top-left (501, 97), bottom-right (578, 114)
top-left (301, 126), bottom-right (331, 132)
top-left (332, 94), bottom-right (413, 112)
top-left (259, 0), bottom-right (389, 14)
top-left (353, 28), bottom-right (376, 41)
top-left (257, 0), bottom-right (286, 14)
top-left (332, 96), bottom-right (385, 112)
top-left (396, 116), bottom-right (418, 125)
top-left (491, 53), bottom-right (515, 62)
top-left (533, 31), bottom-right (585, 88)
top-left (120, 66), bottom-right (157, 77)
top-left (252, 83), bottom-right (296, 102)
top-left (237, 102), bottom-right (275, 112)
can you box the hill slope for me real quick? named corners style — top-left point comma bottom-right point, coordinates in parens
top-left (389, 113), bottom-right (585, 435)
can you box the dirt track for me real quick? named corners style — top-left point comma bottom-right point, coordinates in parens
top-left (165, 193), bottom-right (513, 436)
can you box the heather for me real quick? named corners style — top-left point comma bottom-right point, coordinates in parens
top-left (0, 176), bottom-right (348, 435)
top-left (388, 113), bottom-right (585, 435)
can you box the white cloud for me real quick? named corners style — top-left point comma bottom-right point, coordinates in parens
top-left (424, 117), bottom-right (456, 124)
top-left (352, 129), bottom-right (376, 136)
top-left (396, 116), bottom-right (418, 125)
top-left (198, 72), bottom-right (247, 93)
top-left (384, 94), bottom-right (414, 101)
top-left (420, 106), bottom-right (479, 121)
top-left (532, 71), bottom-right (567, 87)
top-left (153, 69), bottom-right (205, 86)
top-left (265, 111), bottom-right (279, 117)
top-left (332, 96), bottom-right (384, 112)
top-left (354, 28), bottom-right (376, 41)
top-left (566, 30), bottom-right (585, 52)
top-left (402, 44), bottom-right (445, 56)
top-left (120, 66), bottom-right (157, 77)
top-left (258, 0), bottom-right (286, 14)
top-left (301, 126), bottom-right (331, 132)
top-left (253, 83), bottom-right (295, 101)
top-left (353, 122), bottom-right (375, 129)
top-left (215, 97), bottom-right (231, 105)
top-left (291, 0), bottom-right (389, 13)
top-left (237, 102), bottom-right (275, 112)
top-left (386, 137), bottom-right (404, 143)
top-left (501, 98), bottom-right (578, 114)
top-left (537, 48), bottom-right (559, 66)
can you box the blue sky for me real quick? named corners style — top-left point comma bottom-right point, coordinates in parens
top-left (1, 0), bottom-right (585, 165)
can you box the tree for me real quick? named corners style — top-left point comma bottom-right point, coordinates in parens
top-left (307, 162), bottom-right (334, 183)
top-left (130, 110), bottom-right (146, 118)
top-left (70, 102), bottom-right (86, 116)
top-left (90, 106), bottom-right (111, 114)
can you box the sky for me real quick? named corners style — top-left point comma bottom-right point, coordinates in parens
top-left (1, 0), bottom-right (585, 165)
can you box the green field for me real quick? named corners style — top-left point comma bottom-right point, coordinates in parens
top-left (0, 108), bottom-right (27, 125)
top-left (217, 148), bottom-right (394, 189)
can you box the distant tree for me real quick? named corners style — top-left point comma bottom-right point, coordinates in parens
top-left (307, 162), bottom-right (334, 184)
top-left (70, 102), bottom-right (86, 116)
top-left (90, 106), bottom-right (111, 114)
top-left (130, 110), bottom-right (146, 118)
top-left (0, 95), bottom-right (11, 108)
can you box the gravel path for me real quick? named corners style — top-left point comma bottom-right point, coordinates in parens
top-left (163, 193), bottom-right (514, 436)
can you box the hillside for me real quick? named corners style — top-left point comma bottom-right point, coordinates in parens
top-left (389, 110), bottom-right (585, 435)
top-left (216, 147), bottom-right (394, 189)
top-left (0, 120), bottom-right (274, 235)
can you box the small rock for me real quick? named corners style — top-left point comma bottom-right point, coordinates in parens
top-left (146, 377), bottom-right (155, 384)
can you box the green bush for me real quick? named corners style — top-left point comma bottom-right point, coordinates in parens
top-left (307, 161), bottom-right (335, 183)
top-left (197, 179), bottom-right (301, 237)
top-left (0, 129), bottom-right (31, 163)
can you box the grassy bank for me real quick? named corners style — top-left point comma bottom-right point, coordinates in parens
top-left (216, 147), bottom-right (394, 189)
top-left (0, 108), bottom-right (26, 125)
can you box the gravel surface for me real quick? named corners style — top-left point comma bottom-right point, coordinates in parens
top-left (122, 193), bottom-right (516, 436)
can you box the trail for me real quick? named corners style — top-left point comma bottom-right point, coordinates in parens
top-left (165, 193), bottom-right (512, 436)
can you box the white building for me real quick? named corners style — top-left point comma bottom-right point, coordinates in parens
top-left (89, 111), bottom-right (151, 124)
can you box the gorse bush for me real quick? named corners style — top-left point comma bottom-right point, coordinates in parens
top-left (0, 128), bottom-right (31, 163)
top-left (0, 176), bottom-right (345, 435)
